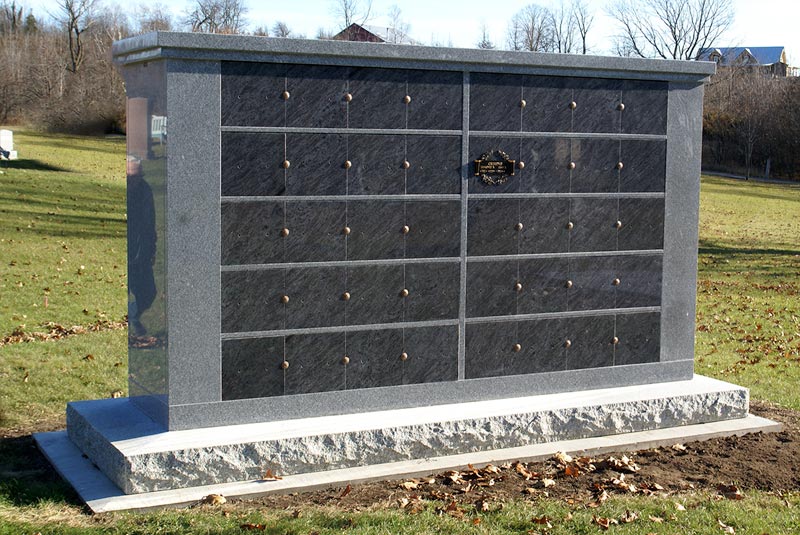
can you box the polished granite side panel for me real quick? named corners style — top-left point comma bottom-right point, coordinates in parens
top-left (221, 62), bottom-right (285, 127)
top-left (346, 200), bottom-right (404, 260)
top-left (346, 264), bottom-right (405, 326)
top-left (465, 260), bottom-right (518, 318)
top-left (518, 198), bottom-right (570, 254)
top-left (618, 198), bottom-right (665, 251)
top-left (347, 67), bottom-right (407, 129)
top-left (284, 332), bottom-right (347, 394)
top-left (221, 132), bottom-right (285, 197)
top-left (570, 138), bottom-right (620, 193)
top-left (522, 76), bottom-right (570, 133)
top-left (347, 134), bottom-right (405, 195)
top-left (406, 70), bottom-right (462, 131)
top-left (567, 315), bottom-right (615, 370)
top-left (620, 140), bottom-right (667, 192)
top-left (570, 78), bottom-right (622, 134)
top-left (222, 337), bottom-right (284, 400)
top-left (404, 262), bottom-right (460, 321)
top-left (285, 134), bottom-right (347, 196)
top-left (469, 73), bottom-right (522, 132)
top-left (345, 328), bottom-right (404, 389)
top-left (285, 201), bottom-right (346, 262)
top-left (569, 198), bottom-right (618, 252)
top-left (615, 312), bottom-right (661, 365)
top-left (405, 201), bottom-right (461, 259)
top-left (518, 138), bottom-right (571, 193)
top-left (518, 257), bottom-right (569, 314)
top-left (405, 135), bottom-right (462, 194)
top-left (616, 254), bottom-right (663, 309)
top-left (568, 256), bottom-right (617, 311)
top-left (621, 80), bottom-right (668, 135)
top-left (221, 201), bottom-right (285, 265)
top-left (402, 326), bottom-right (459, 384)
top-left (285, 64), bottom-right (347, 129)
top-left (468, 136), bottom-right (522, 194)
top-left (222, 270), bottom-right (284, 333)
top-left (467, 199), bottom-right (519, 256)
top-left (286, 267), bottom-right (347, 328)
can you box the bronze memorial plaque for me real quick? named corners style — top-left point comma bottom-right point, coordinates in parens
top-left (474, 150), bottom-right (515, 185)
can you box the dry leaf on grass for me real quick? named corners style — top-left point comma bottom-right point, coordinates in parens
top-left (619, 510), bottom-right (639, 523)
top-left (531, 515), bottom-right (553, 529)
top-left (648, 515), bottom-right (665, 523)
top-left (400, 481), bottom-right (419, 490)
top-left (339, 484), bottom-right (352, 498)
top-left (717, 484), bottom-right (745, 500)
top-left (674, 502), bottom-right (687, 511)
top-left (592, 515), bottom-right (619, 530)
top-left (553, 451), bottom-right (573, 465)
top-left (201, 494), bottom-right (226, 505)
top-left (718, 519), bottom-right (736, 534)
top-left (240, 523), bottom-right (266, 531)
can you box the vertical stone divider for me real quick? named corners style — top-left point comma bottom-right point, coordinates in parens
top-left (165, 59), bottom-right (222, 429)
top-left (458, 71), bottom-right (470, 381)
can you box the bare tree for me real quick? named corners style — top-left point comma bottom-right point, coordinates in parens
top-left (0, 1), bottom-right (24, 34)
top-left (57, 0), bottom-right (97, 73)
top-left (508, 4), bottom-right (553, 52)
top-left (476, 23), bottom-right (494, 49)
top-left (185, 0), bottom-right (247, 34)
top-left (386, 4), bottom-right (410, 44)
top-left (272, 20), bottom-right (291, 37)
top-left (572, 0), bottom-right (593, 54)
top-left (549, 1), bottom-right (576, 53)
top-left (607, 0), bottom-right (735, 60)
top-left (136, 3), bottom-right (173, 33)
top-left (331, 0), bottom-right (372, 38)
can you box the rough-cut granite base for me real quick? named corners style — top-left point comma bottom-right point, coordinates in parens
top-left (67, 375), bottom-right (748, 495)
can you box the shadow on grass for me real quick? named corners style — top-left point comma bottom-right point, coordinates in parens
top-left (0, 159), bottom-right (69, 172)
top-left (0, 435), bottom-right (82, 508)
top-left (699, 239), bottom-right (800, 258)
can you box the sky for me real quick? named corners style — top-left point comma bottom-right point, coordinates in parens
top-left (24, 0), bottom-right (800, 63)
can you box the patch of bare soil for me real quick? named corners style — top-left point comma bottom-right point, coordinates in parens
top-left (241, 400), bottom-right (799, 511)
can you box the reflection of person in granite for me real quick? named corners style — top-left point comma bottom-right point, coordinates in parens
top-left (127, 157), bottom-right (157, 336)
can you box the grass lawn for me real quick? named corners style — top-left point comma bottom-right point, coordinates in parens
top-left (1, 131), bottom-right (799, 533)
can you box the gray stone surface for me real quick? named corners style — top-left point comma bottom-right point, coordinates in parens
top-left (112, 32), bottom-right (713, 431)
top-left (67, 376), bottom-right (748, 494)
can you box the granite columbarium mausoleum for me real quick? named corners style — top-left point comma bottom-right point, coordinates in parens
top-left (34, 32), bottom-right (780, 512)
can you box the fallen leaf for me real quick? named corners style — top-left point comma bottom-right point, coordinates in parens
top-left (718, 519), bottom-right (735, 534)
top-left (523, 487), bottom-right (536, 495)
top-left (542, 478), bottom-right (556, 488)
top-left (717, 484), bottom-right (745, 500)
top-left (240, 523), bottom-right (266, 531)
top-left (83, 354), bottom-right (94, 361)
top-left (475, 499), bottom-right (491, 512)
top-left (472, 518), bottom-right (481, 525)
top-left (674, 502), bottom-right (687, 511)
top-left (554, 451), bottom-right (573, 465)
top-left (592, 515), bottom-right (618, 530)
top-left (262, 469), bottom-right (282, 481)
top-left (672, 443), bottom-right (687, 452)
top-left (339, 484), bottom-right (352, 498)
top-left (201, 494), bottom-right (226, 505)
top-left (110, 390), bottom-right (123, 398)
top-left (648, 515), bottom-right (665, 523)
top-left (564, 465), bottom-right (581, 477)
top-left (400, 481), bottom-right (419, 490)
top-left (291, 509), bottom-right (302, 518)
top-left (531, 516), bottom-right (553, 529)
top-left (619, 510), bottom-right (639, 523)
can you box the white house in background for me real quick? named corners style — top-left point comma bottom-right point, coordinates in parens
top-left (696, 46), bottom-right (794, 77)
top-left (0, 129), bottom-right (18, 160)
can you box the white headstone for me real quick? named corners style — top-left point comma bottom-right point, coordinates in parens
top-left (0, 130), bottom-right (13, 151)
